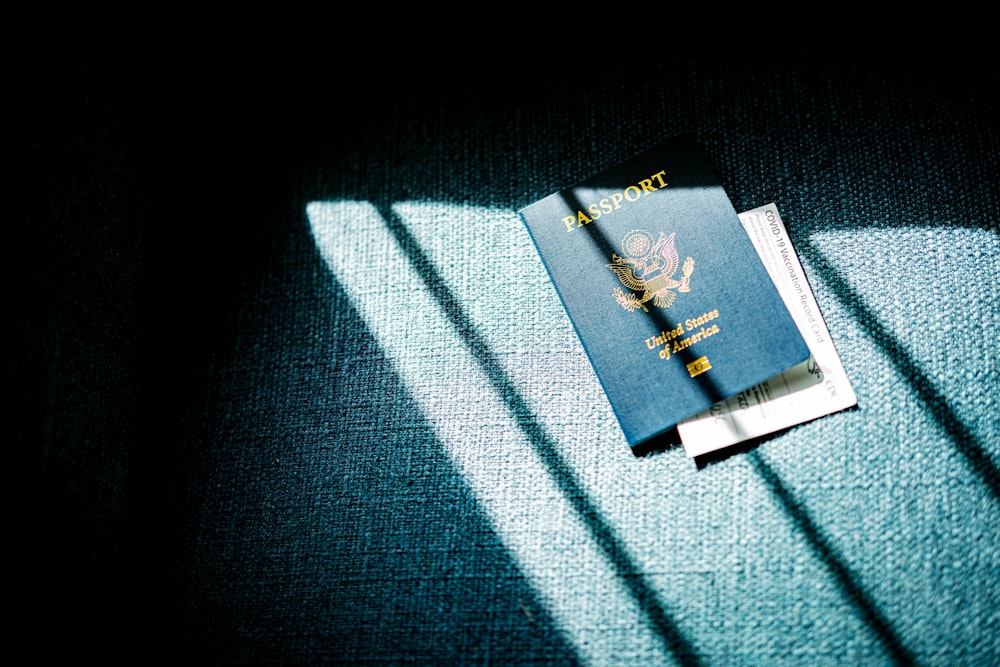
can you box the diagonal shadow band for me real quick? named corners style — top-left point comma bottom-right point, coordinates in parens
top-left (798, 237), bottom-right (999, 502)
top-left (742, 230), bottom-right (1000, 666)
top-left (377, 203), bottom-right (702, 667)
top-left (748, 451), bottom-right (918, 666)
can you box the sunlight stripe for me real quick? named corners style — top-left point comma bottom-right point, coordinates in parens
top-left (307, 200), bottom-right (677, 665)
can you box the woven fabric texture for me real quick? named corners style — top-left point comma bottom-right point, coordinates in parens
top-left (17, 55), bottom-right (998, 665)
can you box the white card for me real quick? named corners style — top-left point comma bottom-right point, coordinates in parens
top-left (677, 203), bottom-right (858, 457)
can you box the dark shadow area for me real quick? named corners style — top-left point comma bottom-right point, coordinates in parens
top-left (631, 426), bottom-right (683, 458)
top-left (15, 28), bottom-right (998, 664)
top-left (378, 203), bottom-right (702, 667)
top-left (12, 39), bottom-right (141, 657)
top-left (748, 451), bottom-right (918, 666)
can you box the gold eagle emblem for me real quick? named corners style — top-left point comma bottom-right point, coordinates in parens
top-left (607, 230), bottom-right (694, 312)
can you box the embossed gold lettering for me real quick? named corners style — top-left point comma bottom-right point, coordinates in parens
top-left (672, 323), bottom-right (721, 353)
top-left (684, 309), bottom-right (719, 330)
top-left (564, 169), bottom-right (669, 231)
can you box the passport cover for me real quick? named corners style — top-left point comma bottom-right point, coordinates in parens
top-left (518, 134), bottom-right (811, 448)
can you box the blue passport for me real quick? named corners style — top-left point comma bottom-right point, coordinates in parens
top-left (519, 134), bottom-right (811, 448)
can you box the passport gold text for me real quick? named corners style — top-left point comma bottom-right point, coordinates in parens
top-left (647, 309), bottom-right (721, 360)
top-left (562, 170), bottom-right (668, 231)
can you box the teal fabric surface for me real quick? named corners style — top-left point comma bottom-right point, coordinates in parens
top-left (17, 53), bottom-right (999, 665)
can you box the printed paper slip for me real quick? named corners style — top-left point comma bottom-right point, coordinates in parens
top-left (677, 203), bottom-right (858, 457)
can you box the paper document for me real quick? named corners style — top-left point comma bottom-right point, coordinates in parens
top-left (678, 203), bottom-right (858, 457)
